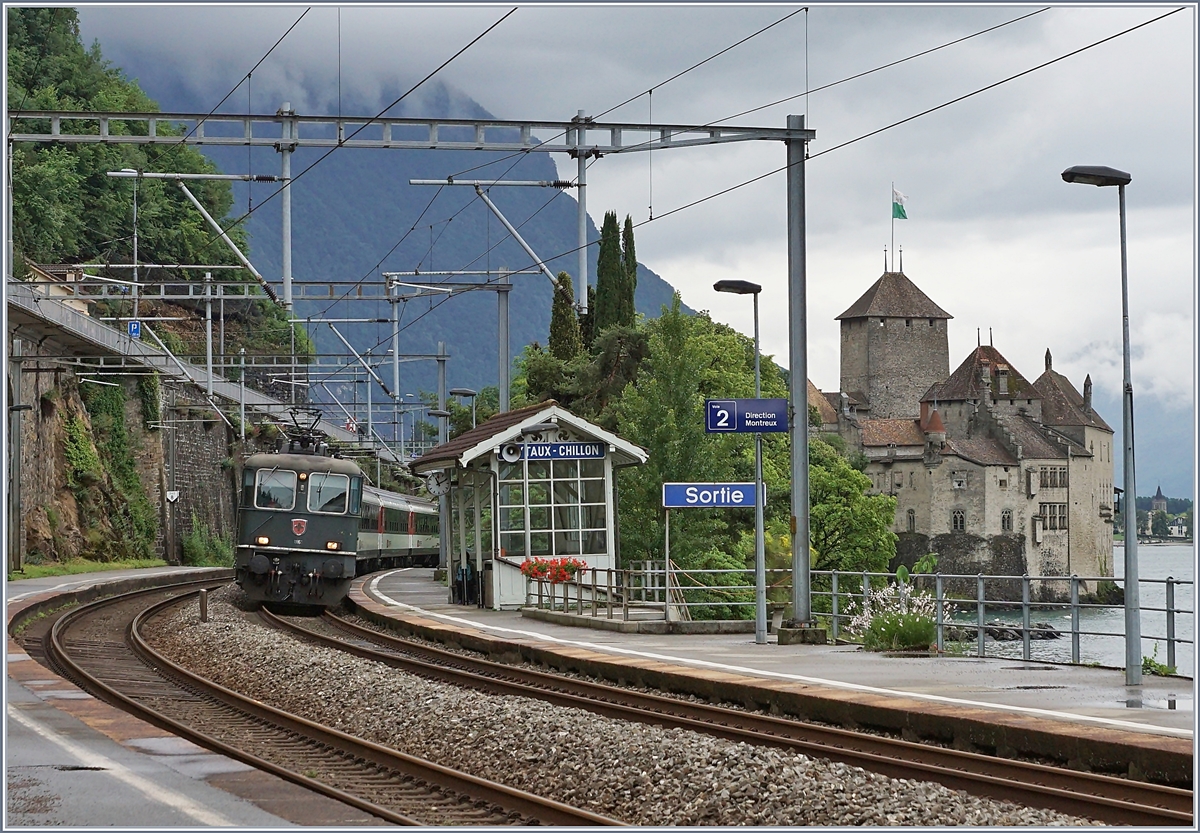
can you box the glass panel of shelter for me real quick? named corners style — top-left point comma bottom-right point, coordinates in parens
top-left (497, 452), bottom-right (608, 560)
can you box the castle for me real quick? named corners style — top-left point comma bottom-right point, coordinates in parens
top-left (819, 271), bottom-right (1115, 599)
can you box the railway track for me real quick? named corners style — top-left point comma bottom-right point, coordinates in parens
top-left (40, 582), bottom-right (622, 826)
top-left (262, 606), bottom-right (1193, 827)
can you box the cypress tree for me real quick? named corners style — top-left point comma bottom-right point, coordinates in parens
top-left (593, 211), bottom-right (623, 334)
top-left (548, 271), bottom-right (583, 361)
top-left (620, 214), bottom-right (638, 326)
top-left (579, 284), bottom-right (597, 348)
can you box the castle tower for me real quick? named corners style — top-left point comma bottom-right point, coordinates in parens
top-left (837, 271), bottom-right (952, 419)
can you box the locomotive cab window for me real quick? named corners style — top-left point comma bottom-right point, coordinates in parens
top-left (255, 469), bottom-right (297, 510)
top-left (308, 473), bottom-right (350, 514)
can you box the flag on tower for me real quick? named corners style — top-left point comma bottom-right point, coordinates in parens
top-left (892, 187), bottom-right (908, 219)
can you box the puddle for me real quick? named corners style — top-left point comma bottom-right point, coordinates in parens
top-left (1006, 685), bottom-right (1067, 690)
top-left (1124, 695), bottom-right (1194, 711)
top-left (1000, 665), bottom-right (1058, 671)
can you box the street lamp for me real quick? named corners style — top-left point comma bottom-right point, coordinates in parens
top-left (429, 408), bottom-right (451, 442)
top-left (450, 387), bottom-right (478, 429)
top-left (1062, 164), bottom-right (1141, 685)
top-left (714, 279), bottom-right (768, 645)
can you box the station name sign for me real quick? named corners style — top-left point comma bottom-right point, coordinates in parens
top-left (662, 482), bottom-right (758, 508)
top-left (705, 398), bottom-right (789, 433)
top-left (523, 442), bottom-right (605, 460)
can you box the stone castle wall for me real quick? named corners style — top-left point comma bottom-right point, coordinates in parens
top-left (840, 317), bottom-right (948, 419)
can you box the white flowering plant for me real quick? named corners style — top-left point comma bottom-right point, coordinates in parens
top-left (842, 582), bottom-right (953, 651)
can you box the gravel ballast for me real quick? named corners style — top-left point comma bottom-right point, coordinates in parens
top-left (146, 588), bottom-right (1095, 826)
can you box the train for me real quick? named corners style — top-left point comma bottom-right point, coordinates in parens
top-left (234, 431), bottom-right (439, 607)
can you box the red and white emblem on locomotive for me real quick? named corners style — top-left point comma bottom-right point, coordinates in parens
top-left (291, 518), bottom-right (307, 535)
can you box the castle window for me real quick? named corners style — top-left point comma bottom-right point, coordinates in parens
top-left (929, 319), bottom-right (934, 326)
top-left (1040, 502), bottom-right (1068, 530)
top-left (1001, 509), bottom-right (1013, 532)
top-left (908, 472), bottom-right (914, 488)
top-left (998, 477), bottom-right (1008, 489)
top-left (952, 510), bottom-right (965, 532)
top-left (952, 472), bottom-right (966, 489)
top-left (907, 509), bottom-right (916, 532)
top-left (1041, 466), bottom-right (1069, 488)
top-left (905, 319), bottom-right (912, 328)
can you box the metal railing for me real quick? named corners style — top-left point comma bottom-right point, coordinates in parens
top-left (807, 570), bottom-right (1193, 674)
top-left (526, 561), bottom-right (1192, 675)
top-left (526, 568), bottom-right (632, 622)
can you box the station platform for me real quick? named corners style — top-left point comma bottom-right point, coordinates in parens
top-left (5, 567), bottom-right (380, 827)
top-left (352, 567), bottom-right (1195, 785)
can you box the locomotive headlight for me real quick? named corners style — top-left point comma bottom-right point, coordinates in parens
top-left (325, 541), bottom-right (340, 551)
top-left (255, 535), bottom-right (270, 545)
top-left (298, 472), bottom-right (308, 481)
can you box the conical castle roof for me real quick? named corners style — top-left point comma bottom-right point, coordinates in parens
top-left (836, 271), bottom-right (953, 320)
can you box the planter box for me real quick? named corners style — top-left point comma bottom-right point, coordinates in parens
top-left (777, 626), bottom-right (828, 645)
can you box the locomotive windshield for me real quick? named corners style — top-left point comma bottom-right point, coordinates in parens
top-left (255, 469), bottom-right (297, 510)
top-left (308, 472), bottom-right (350, 514)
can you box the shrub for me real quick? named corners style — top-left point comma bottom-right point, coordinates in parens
top-left (181, 514), bottom-right (234, 567)
top-left (862, 611), bottom-right (937, 651)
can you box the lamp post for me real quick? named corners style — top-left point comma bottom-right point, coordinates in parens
top-left (450, 387), bottom-right (478, 429)
top-left (1061, 164), bottom-right (1141, 686)
top-left (714, 279), bottom-right (767, 645)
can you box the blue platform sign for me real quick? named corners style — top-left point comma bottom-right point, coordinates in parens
top-left (127, 320), bottom-right (141, 339)
top-left (663, 482), bottom-right (758, 508)
top-left (523, 442), bottom-right (605, 460)
top-left (705, 398), bottom-right (788, 433)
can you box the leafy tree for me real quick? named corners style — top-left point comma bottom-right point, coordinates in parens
top-left (519, 342), bottom-right (570, 405)
top-left (1152, 511), bottom-right (1169, 539)
top-left (614, 295), bottom-right (742, 568)
top-left (564, 325), bottom-right (648, 428)
top-left (7, 8), bottom-right (302, 362)
top-left (593, 211), bottom-right (624, 336)
top-left (620, 215), bottom-right (638, 326)
top-left (1136, 509), bottom-right (1150, 536)
top-left (808, 437), bottom-right (897, 574)
top-left (548, 271), bottom-right (583, 361)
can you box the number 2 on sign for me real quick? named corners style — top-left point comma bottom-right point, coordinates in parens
top-left (708, 400), bottom-right (736, 432)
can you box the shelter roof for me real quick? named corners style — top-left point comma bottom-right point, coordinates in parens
top-left (1032, 369), bottom-right (1113, 433)
top-left (923, 345), bottom-right (1038, 403)
top-left (860, 419), bottom-right (925, 447)
top-left (410, 400), bottom-right (648, 474)
top-left (836, 272), bottom-right (953, 320)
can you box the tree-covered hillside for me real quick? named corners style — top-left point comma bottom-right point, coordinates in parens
top-left (7, 8), bottom-right (246, 270)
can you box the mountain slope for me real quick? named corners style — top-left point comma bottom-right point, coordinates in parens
top-left (199, 83), bottom-right (685, 397)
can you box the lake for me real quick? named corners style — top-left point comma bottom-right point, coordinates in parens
top-left (954, 544), bottom-right (1194, 677)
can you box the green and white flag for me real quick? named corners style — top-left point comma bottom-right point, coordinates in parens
top-left (892, 187), bottom-right (908, 219)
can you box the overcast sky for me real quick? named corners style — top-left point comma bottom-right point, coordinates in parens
top-left (75, 3), bottom-right (1195, 466)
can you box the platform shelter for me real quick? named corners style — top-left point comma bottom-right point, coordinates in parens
top-left (410, 401), bottom-right (648, 609)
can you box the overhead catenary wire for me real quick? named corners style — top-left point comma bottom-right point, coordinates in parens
top-left (313, 8), bottom-right (1053, 397)
top-left (308, 6), bottom-right (1165, 421)
top-left (351, 1), bottom-right (1187, 360)
top-left (179, 8), bottom-right (518, 273)
top-left (143, 8), bottom-right (312, 171)
top-left (625, 6), bottom-right (1187, 227)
